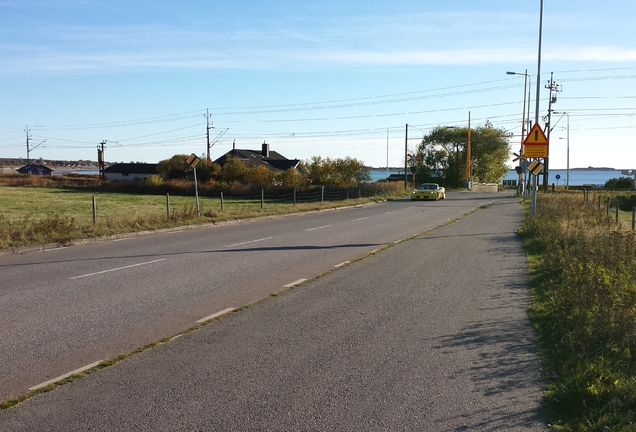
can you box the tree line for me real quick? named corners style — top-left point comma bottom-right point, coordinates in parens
top-left (156, 155), bottom-right (372, 188)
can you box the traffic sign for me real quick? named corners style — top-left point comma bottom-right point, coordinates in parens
top-left (186, 153), bottom-right (201, 168)
top-left (523, 124), bottom-right (549, 158)
top-left (528, 160), bottom-right (543, 176)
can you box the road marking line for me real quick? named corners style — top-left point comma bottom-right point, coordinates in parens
top-left (284, 279), bottom-right (307, 288)
top-left (334, 261), bottom-right (351, 268)
top-left (306, 225), bottom-right (331, 231)
top-left (353, 217), bottom-right (370, 222)
top-left (29, 360), bottom-right (103, 391)
top-left (226, 237), bottom-right (273, 248)
top-left (69, 259), bottom-right (166, 280)
top-left (196, 307), bottom-right (236, 323)
top-left (112, 238), bottom-right (132, 242)
top-left (383, 211), bottom-right (397, 214)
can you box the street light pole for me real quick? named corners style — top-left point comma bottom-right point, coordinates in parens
top-left (530, 0), bottom-right (545, 217)
top-left (507, 70), bottom-right (532, 197)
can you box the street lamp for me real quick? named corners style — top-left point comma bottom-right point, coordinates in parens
top-left (507, 70), bottom-right (533, 198)
top-left (554, 111), bottom-right (570, 188)
top-left (506, 71), bottom-right (532, 136)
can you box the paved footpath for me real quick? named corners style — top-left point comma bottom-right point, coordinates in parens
top-left (0, 196), bottom-right (548, 431)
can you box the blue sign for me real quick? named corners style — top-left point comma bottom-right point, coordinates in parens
top-left (555, 174), bottom-right (561, 180)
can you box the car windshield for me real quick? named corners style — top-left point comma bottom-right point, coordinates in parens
top-left (418, 184), bottom-right (437, 190)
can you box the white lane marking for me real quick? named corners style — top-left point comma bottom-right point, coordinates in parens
top-left (334, 261), bottom-right (351, 268)
top-left (29, 360), bottom-right (103, 391)
top-left (196, 307), bottom-right (236, 323)
top-left (284, 279), bottom-right (307, 288)
top-left (353, 217), bottom-right (370, 222)
top-left (383, 211), bottom-right (397, 214)
top-left (69, 259), bottom-right (166, 280)
top-left (306, 225), bottom-right (331, 232)
top-left (226, 237), bottom-right (273, 248)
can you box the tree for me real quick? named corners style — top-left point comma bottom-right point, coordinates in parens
top-left (157, 154), bottom-right (190, 180)
top-left (605, 177), bottom-right (635, 190)
top-left (417, 122), bottom-right (511, 188)
top-left (303, 156), bottom-right (371, 186)
top-left (279, 167), bottom-right (305, 187)
top-left (246, 165), bottom-right (275, 187)
top-left (219, 156), bottom-right (248, 183)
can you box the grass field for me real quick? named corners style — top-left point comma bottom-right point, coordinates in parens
top-left (0, 185), bottom-right (398, 249)
top-left (522, 192), bottom-right (636, 430)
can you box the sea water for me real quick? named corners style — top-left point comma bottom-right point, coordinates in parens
top-left (370, 169), bottom-right (630, 187)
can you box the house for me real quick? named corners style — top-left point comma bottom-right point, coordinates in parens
top-left (16, 164), bottom-right (54, 175)
top-left (214, 143), bottom-right (300, 172)
top-left (103, 163), bottom-right (158, 181)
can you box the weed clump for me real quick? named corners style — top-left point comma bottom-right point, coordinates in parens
top-left (522, 193), bottom-right (636, 429)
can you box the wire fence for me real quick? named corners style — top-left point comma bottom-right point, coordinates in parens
top-left (582, 189), bottom-right (636, 230)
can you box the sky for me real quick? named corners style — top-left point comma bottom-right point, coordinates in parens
top-left (1, 0), bottom-right (636, 171)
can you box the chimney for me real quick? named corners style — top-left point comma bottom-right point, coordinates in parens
top-left (233, 139), bottom-right (236, 150)
top-left (262, 141), bottom-right (270, 157)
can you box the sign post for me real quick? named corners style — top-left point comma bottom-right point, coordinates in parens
top-left (524, 125), bottom-right (549, 217)
top-left (186, 153), bottom-right (201, 216)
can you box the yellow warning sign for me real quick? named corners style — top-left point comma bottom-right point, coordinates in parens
top-left (523, 124), bottom-right (549, 145)
top-left (523, 124), bottom-right (549, 158)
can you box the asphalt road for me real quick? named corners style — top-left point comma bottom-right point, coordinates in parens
top-left (0, 192), bottom-right (547, 430)
top-left (0, 191), bottom-right (489, 401)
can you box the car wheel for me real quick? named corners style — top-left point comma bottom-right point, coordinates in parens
top-left (435, 194), bottom-right (439, 201)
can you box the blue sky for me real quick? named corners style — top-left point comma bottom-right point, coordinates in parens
top-left (1, 0), bottom-right (636, 170)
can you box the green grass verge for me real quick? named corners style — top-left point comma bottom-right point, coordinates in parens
top-left (0, 185), bottom-right (401, 249)
top-left (520, 192), bottom-right (636, 430)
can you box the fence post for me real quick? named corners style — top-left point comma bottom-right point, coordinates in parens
top-left (598, 195), bottom-right (602, 211)
top-left (261, 189), bottom-right (264, 209)
top-left (166, 193), bottom-right (170, 220)
top-left (293, 187), bottom-right (296, 206)
top-left (321, 186), bottom-right (325, 203)
top-left (346, 187), bottom-right (350, 200)
top-left (606, 197), bottom-right (611, 216)
top-left (616, 200), bottom-right (620, 223)
top-left (220, 192), bottom-right (224, 212)
top-left (632, 206), bottom-right (635, 230)
top-left (92, 197), bottom-right (97, 225)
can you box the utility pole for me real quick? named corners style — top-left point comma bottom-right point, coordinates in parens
top-left (404, 124), bottom-right (408, 189)
top-left (543, 72), bottom-right (561, 190)
top-left (98, 141), bottom-right (106, 180)
top-left (466, 112), bottom-right (471, 190)
top-left (205, 109), bottom-right (213, 163)
top-left (25, 126), bottom-right (32, 165)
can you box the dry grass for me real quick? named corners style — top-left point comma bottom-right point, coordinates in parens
top-left (521, 191), bottom-right (636, 430)
top-left (0, 180), bottom-right (405, 249)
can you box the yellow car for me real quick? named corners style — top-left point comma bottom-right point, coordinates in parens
top-left (411, 183), bottom-right (446, 201)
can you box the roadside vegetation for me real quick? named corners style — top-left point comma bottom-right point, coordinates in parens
top-left (0, 173), bottom-right (404, 250)
top-left (520, 191), bottom-right (636, 430)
